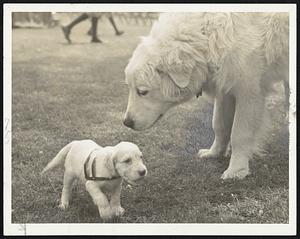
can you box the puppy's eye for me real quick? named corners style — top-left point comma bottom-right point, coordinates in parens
top-left (137, 89), bottom-right (149, 96)
top-left (124, 158), bottom-right (132, 163)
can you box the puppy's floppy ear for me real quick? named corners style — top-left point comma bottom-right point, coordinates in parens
top-left (157, 45), bottom-right (196, 88)
top-left (105, 151), bottom-right (117, 176)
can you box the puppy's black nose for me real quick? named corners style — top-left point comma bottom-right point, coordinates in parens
top-left (139, 169), bottom-right (146, 177)
top-left (123, 117), bottom-right (135, 128)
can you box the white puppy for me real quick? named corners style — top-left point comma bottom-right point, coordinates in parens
top-left (41, 140), bottom-right (147, 221)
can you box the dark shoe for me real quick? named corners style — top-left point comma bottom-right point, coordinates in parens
top-left (116, 31), bottom-right (124, 36)
top-left (91, 37), bottom-right (102, 43)
top-left (61, 26), bottom-right (71, 43)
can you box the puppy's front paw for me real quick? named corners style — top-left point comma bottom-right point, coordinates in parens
top-left (113, 206), bottom-right (125, 217)
top-left (221, 167), bottom-right (249, 180)
top-left (99, 206), bottom-right (114, 222)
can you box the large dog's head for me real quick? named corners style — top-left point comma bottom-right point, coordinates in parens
top-left (122, 13), bottom-right (242, 130)
top-left (123, 36), bottom-right (208, 131)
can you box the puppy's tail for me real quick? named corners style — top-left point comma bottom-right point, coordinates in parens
top-left (41, 141), bottom-right (74, 175)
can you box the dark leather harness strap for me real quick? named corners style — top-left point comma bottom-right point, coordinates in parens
top-left (84, 148), bottom-right (121, 181)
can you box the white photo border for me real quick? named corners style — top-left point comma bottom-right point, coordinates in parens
top-left (3, 3), bottom-right (297, 236)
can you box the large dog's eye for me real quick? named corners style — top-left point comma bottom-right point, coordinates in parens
top-left (156, 68), bottom-right (164, 75)
top-left (137, 88), bottom-right (149, 96)
top-left (124, 158), bottom-right (132, 164)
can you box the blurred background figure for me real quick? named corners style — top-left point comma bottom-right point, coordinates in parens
top-left (61, 12), bottom-right (124, 43)
top-left (12, 12), bottom-right (58, 28)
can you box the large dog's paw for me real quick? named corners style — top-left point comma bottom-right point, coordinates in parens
top-left (58, 202), bottom-right (69, 210)
top-left (198, 149), bottom-right (221, 159)
top-left (221, 167), bottom-right (249, 180)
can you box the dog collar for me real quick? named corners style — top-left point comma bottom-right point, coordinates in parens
top-left (196, 88), bottom-right (202, 98)
top-left (84, 148), bottom-right (121, 181)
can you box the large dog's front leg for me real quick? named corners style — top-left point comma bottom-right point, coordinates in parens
top-left (198, 94), bottom-right (235, 159)
top-left (221, 89), bottom-right (265, 180)
top-left (85, 181), bottom-right (113, 222)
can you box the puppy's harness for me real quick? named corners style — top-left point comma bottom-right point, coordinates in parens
top-left (84, 148), bottom-right (121, 181)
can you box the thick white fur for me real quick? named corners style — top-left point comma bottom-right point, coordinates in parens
top-left (124, 13), bottom-right (289, 179)
top-left (42, 140), bottom-right (147, 221)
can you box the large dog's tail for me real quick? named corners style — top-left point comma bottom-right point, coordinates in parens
top-left (41, 141), bottom-right (74, 175)
top-left (262, 13), bottom-right (289, 65)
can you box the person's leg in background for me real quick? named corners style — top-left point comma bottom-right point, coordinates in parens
top-left (90, 16), bottom-right (102, 43)
top-left (87, 13), bottom-right (124, 38)
top-left (108, 15), bottom-right (124, 36)
top-left (87, 19), bottom-right (93, 36)
top-left (61, 13), bottom-right (89, 43)
top-left (87, 15), bottom-right (124, 36)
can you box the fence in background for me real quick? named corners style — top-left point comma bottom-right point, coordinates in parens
top-left (113, 12), bottom-right (159, 25)
top-left (12, 12), bottom-right (57, 28)
top-left (12, 12), bottom-right (160, 28)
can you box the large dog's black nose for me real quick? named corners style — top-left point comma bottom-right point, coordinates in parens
top-left (138, 169), bottom-right (146, 177)
top-left (123, 117), bottom-right (135, 128)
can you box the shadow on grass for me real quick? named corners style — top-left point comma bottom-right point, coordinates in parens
top-left (165, 102), bottom-right (289, 223)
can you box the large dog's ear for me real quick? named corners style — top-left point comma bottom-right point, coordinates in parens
top-left (157, 45), bottom-right (196, 89)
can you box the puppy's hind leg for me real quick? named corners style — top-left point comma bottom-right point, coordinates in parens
top-left (59, 171), bottom-right (76, 210)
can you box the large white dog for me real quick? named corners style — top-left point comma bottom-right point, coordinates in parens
top-left (123, 13), bottom-right (289, 179)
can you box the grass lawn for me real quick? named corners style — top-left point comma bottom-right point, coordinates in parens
top-left (11, 20), bottom-right (289, 223)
